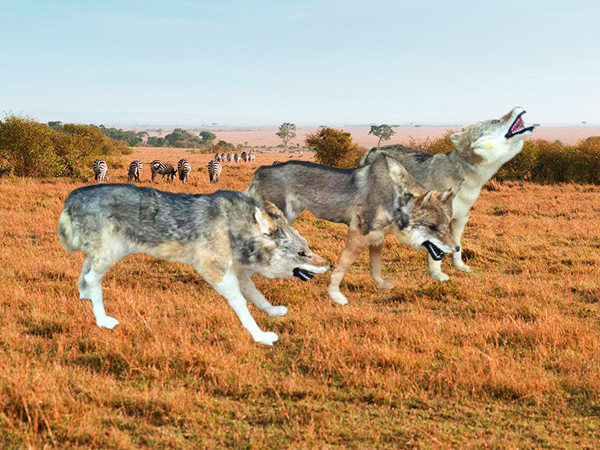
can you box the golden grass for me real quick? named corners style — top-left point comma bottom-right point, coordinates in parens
top-left (0, 148), bottom-right (599, 447)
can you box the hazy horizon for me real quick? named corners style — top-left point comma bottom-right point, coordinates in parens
top-left (2, 1), bottom-right (599, 127)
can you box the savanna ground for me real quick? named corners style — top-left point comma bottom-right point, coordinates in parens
top-left (1, 148), bottom-right (599, 447)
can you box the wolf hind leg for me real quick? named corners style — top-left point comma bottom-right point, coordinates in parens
top-left (369, 243), bottom-right (395, 289)
top-left (83, 260), bottom-right (119, 329)
top-left (239, 273), bottom-right (287, 317)
top-left (209, 266), bottom-right (278, 345)
top-left (451, 214), bottom-right (471, 273)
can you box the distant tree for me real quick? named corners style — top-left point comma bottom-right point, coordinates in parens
top-left (305, 127), bottom-right (364, 168)
top-left (368, 124), bottom-right (395, 147)
top-left (276, 122), bottom-right (296, 150)
top-left (96, 125), bottom-right (142, 146)
top-left (146, 136), bottom-right (165, 147)
top-left (164, 128), bottom-right (201, 147)
top-left (47, 121), bottom-right (62, 130)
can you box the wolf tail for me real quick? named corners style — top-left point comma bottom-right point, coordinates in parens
top-left (358, 147), bottom-right (379, 167)
top-left (57, 208), bottom-right (76, 253)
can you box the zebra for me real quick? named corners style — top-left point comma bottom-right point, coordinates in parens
top-left (220, 152), bottom-right (226, 161)
top-left (150, 160), bottom-right (176, 182)
top-left (214, 153), bottom-right (221, 162)
top-left (241, 151), bottom-right (248, 162)
top-left (234, 153), bottom-right (240, 163)
top-left (127, 160), bottom-right (143, 182)
top-left (227, 153), bottom-right (233, 162)
top-left (249, 153), bottom-right (255, 162)
top-left (178, 159), bottom-right (191, 182)
top-left (207, 159), bottom-right (222, 183)
top-left (93, 159), bottom-right (108, 183)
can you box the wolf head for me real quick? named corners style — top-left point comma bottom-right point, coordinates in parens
top-left (393, 186), bottom-right (460, 259)
top-left (251, 201), bottom-right (331, 280)
top-left (450, 107), bottom-right (534, 169)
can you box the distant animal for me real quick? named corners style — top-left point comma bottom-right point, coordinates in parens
top-left (178, 159), bottom-right (191, 182)
top-left (227, 153), bottom-right (233, 162)
top-left (241, 151), bottom-right (248, 162)
top-left (220, 152), bottom-right (226, 161)
top-left (214, 153), bottom-right (221, 161)
top-left (127, 160), bottom-right (142, 183)
top-left (246, 157), bottom-right (458, 305)
top-left (93, 159), bottom-right (108, 183)
top-left (249, 154), bottom-right (255, 162)
top-left (234, 153), bottom-right (240, 163)
top-left (207, 159), bottom-right (222, 183)
top-left (57, 184), bottom-right (331, 345)
top-left (150, 160), bottom-right (176, 182)
top-left (360, 107), bottom-right (535, 281)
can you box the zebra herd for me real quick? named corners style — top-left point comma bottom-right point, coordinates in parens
top-left (92, 152), bottom-right (257, 185)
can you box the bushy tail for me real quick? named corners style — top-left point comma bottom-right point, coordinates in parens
top-left (57, 208), bottom-right (76, 253)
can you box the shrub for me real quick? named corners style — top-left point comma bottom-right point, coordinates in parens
top-left (305, 127), bottom-right (365, 168)
top-left (0, 114), bottom-right (130, 180)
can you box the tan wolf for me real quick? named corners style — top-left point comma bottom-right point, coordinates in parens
top-left (361, 107), bottom-right (534, 281)
top-left (57, 184), bottom-right (331, 346)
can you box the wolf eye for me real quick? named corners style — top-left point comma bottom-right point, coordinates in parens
top-left (298, 251), bottom-right (307, 257)
top-left (491, 120), bottom-right (500, 124)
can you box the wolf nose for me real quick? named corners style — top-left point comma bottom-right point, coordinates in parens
top-left (455, 246), bottom-right (461, 253)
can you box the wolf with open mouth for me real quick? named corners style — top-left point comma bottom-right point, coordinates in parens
top-left (361, 107), bottom-right (535, 281)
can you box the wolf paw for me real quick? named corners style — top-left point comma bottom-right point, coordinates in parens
top-left (454, 261), bottom-right (472, 273)
top-left (267, 305), bottom-right (288, 317)
top-left (327, 288), bottom-right (349, 305)
top-left (96, 316), bottom-right (120, 329)
top-left (256, 331), bottom-right (278, 346)
top-left (375, 278), bottom-right (395, 290)
top-left (430, 271), bottom-right (450, 282)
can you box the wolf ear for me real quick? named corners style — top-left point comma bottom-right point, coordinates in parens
top-left (418, 191), bottom-right (433, 207)
top-left (255, 207), bottom-right (275, 235)
top-left (450, 131), bottom-right (466, 147)
top-left (440, 181), bottom-right (463, 203)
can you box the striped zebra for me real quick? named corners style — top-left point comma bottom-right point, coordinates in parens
top-left (214, 153), bottom-right (221, 162)
top-left (241, 151), bottom-right (248, 162)
top-left (227, 153), bottom-right (233, 162)
top-left (249, 153), bottom-right (255, 162)
top-left (234, 153), bottom-right (240, 163)
top-left (177, 159), bottom-right (191, 182)
top-left (207, 159), bottom-right (222, 183)
top-left (127, 160), bottom-right (143, 182)
top-left (93, 159), bottom-right (108, 183)
top-left (150, 160), bottom-right (176, 182)
top-left (220, 152), bottom-right (226, 161)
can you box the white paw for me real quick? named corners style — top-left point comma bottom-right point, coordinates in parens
top-left (375, 278), bottom-right (395, 290)
top-left (96, 316), bottom-right (120, 329)
top-left (454, 261), bottom-right (472, 273)
top-left (328, 288), bottom-right (348, 305)
top-left (430, 271), bottom-right (450, 282)
top-left (268, 305), bottom-right (288, 317)
top-left (255, 331), bottom-right (278, 346)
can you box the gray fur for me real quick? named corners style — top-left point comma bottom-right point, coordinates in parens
top-left (246, 156), bottom-right (415, 235)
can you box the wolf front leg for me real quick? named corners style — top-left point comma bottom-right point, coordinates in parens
top-left (78, 257), bottom-right (120, 329)
top-left (327, 225), bottom-right (371, 305)
top-left (239, 273), bottom-right (288, 317)
top-left (450, 214), bottom-right (471, 273)
top-left (427, 256), bottom-right (450, 282)
top-left (209, 266), bottom-right (278, 345)
top-left (368, 243), bottom-right (395, 289)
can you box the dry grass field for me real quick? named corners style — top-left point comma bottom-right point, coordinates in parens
top-left (1, 147), bottom-right (599, 447)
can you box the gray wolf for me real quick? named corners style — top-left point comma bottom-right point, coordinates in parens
top-left (128, 160), bottom-right (142, 182)
top-left (246, 157), bottom-right (458, 304)
top-left (178, 159), bottom-right (191, 182)
top-left (57, 184), bottom-right (331, 345)
top-left (208, 160), bottom-right (222, 183)
top-left (150, 160), bottom-right (176, 182)
top-left (93, 159), bottom-right (108, 183)
top-left (360, 107), bottom-right (534, 281)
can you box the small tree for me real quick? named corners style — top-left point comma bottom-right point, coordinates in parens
top-left (305, 127), bottom-right (364, 168)
top-left (276, 122), bottom-right (296, 150)
top-left (368, 124), bottom-right (395, 147)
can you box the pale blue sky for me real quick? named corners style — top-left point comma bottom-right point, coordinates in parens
top-left (1, 0), bottom-right (599, 126)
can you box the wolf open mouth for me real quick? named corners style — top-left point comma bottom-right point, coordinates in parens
top-left (505, 111), bottom-right (535, 138)
top-left (293, 268), bottom-right (315, 281)
top-left (422, 241), bottom-right (445, 261)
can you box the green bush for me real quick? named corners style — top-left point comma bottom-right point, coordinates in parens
top-left (0, 114), bottom-right (130, 180)
top-left (305, 127), bottom-right (365, 168)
